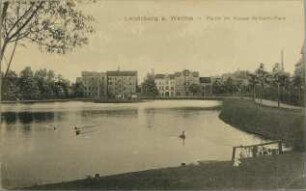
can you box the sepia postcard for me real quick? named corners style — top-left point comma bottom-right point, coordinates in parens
top-left (0, 0), bottom-right (305, 190)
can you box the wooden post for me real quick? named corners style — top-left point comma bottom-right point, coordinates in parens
top-left (232, 147), bottom-right (236, 161)
top-left (278, 141), bottom-right (283, 154)
top-left (253, 146), bottom-right (258, 157)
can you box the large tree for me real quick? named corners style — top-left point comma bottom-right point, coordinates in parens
top-left (34, 68), bottom-right (53, 98)
top-left (19, 66), bottom-right (40, 100)
top-left (212, 78), bottom-right (225, 95)
top-left (141, 73), bottom-right (158, 98)
top-left (0, 0), bottom-right (94, 101)
top-left (224, 77), bottom-right (238, 95)
top-left (188, 83), bottom-right (201, 96)
top-left (2, 70), bottom-right (18, 100)
top-left (255, 63), bottom-right (269, 103)
top-left (272, 63), bottom-right (290, 107)
top-left (71, 81), bottom-right (85, 98)
top-left (247, 73), bottom-right (259, 101)
top-left (293, 60), bottom-right (305, 105)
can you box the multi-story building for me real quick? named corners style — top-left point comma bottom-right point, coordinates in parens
top-left (107, 70), bottom-right (138, 99)
top-left (78, 71), bottom-right (107, 99)
top-left (155, 74), bottom-right (176, 97)
top-left (174, 70), bottom-right (200, 96)
top-left (199, 77), bottom-right (213, 97)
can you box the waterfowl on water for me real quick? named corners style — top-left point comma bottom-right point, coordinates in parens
top-left (179, 131), bottom-right (186, 139)
top-left (75, 126), bottom-right (81, 135)
top-left (75, 129), bottom-right (81, 135)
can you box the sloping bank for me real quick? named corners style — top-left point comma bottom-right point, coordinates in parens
top-left (219, 98), bottom-right (305, 151)
top-left (23, 152), bottom-right (305, 190)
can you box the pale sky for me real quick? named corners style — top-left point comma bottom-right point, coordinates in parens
top-left (10, 0), bottom-right (305, 82)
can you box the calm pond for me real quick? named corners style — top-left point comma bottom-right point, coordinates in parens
top-left (0, 100), bottom-right (265, 188)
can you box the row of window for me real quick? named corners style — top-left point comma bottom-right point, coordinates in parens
top-left (158, 86), bottom-right (175, 91)
top-left (86, 87), bottom-right (98, 91)
top-left (108, 82), bottom-right (135, 86)
top-left (108, 77), bottom-right (136, 81)
top-left (108, 87), bottom-right (136, 92)
top-left (157, 81), bottom-right (175, 85)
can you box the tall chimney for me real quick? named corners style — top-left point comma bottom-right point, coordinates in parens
top-left (281, 49), bottom-right (284, 71)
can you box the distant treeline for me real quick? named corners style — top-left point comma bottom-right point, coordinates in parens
top-left (2, 62), bottom-right (305, 107)
top-left (210, 63), bottom-right (305, 106)
top-left (2, 67), bottom-right (83, 101)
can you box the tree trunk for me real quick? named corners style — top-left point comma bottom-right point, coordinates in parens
top-left (253, 86), bottom-right (256, 101)
top-left (298, 87), bottom-right (301, 105)
top-left (260, 85), bottom-right (263, 104)
top-left (0, 0), bottom-right (3, 103)
top-left (277, 83), bottom-right (280, 108)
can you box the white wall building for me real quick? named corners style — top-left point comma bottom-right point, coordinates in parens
top-left (155, 74), bottom-right (176, 97)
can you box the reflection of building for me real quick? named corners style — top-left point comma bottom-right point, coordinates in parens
top-left (199, 77), bottom-right (212, 97)
top-left (107, 70), bottom-right (138, 99)
top-left (155, 74), bottom-right (176, 97)
top-left (78, 71), bottom-right (107, 98)
top-left (174, 70), bottom-right (199, 96)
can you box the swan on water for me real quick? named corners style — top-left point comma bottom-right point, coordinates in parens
top-left (179, 131), bottom-right (186, 139)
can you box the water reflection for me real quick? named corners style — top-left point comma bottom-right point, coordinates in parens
top-left (81, 109), bottom-right (138, 118)
top-left (145, 112), bottom-right (155, 129)
top-left (1, 112), bottom-right (56, 124)
top-left (1, 112), bottom-right (17, 124)
top-left (144, 108), bottom-right (202, 119)
top-left (0, 101), bottom-right (265, 189)
top-left (21, 124), bottom-right (32, 134)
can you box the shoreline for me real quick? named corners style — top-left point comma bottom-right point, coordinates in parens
top-left (220, 99), bottom-right (305, 151)
top-left (8, 98), bottom-right (306, 190)
top-left (22, 152), bottom-right (305, 190)
top-left (0, 96), bottom-right (230, 105)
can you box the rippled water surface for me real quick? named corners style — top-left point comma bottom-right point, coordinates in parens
top-left (0, 100), bottom-right (265, 188)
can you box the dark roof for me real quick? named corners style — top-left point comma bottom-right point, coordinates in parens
top-left (82, 71), bottom-right (106, 77)
top-left (200, 77), bottom-right (212, 83)
top-left (107, 71), bottom-right (137, 76)
top-left (155, 74), bottom-right (175, 79)
top-left (155, 74), bottom-right (165, 79)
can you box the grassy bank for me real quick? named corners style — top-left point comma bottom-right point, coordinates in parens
top-left (25, 152), bottom-right (305, 190)
top-left (220, 99), bottom-right (305, 151)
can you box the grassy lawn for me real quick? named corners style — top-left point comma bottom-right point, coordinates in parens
top-left (220, 98), bottom-right (305, 151)
top-left (25, 152), bottom-right (305, 190)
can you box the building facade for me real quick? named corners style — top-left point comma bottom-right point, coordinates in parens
top-left (199, 77), bottom-right (213, 97)
top-left (107, 71), bottom-right (138, 99)
top-left (174, 70), bottom-right (200, 96)
top-left (78, 71), bottom-right (107, 99)
top-left (155, 74), bottom-right (176, 97)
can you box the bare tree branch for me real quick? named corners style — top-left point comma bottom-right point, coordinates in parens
top-left (8, 2), bottom-right (44, 42)
top-left (6, 2), bottom-right (36, 37)
top-left (1, 1), bottom-right (9, 22)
